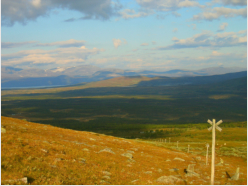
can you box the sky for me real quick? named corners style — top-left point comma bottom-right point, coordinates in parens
top-left (1, 0), bottom-right (247, 71)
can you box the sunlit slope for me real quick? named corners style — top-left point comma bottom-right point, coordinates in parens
top-left (1, 76), bottom-right (157, 96)
top-left (1, 116), bottom-right (247, 185)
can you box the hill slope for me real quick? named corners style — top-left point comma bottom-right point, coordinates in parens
top-left (1, 117), bottom-right (247, 185)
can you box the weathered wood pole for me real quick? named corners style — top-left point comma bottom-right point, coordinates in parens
top-left (211, 119), bottom-right (216, 185)
top-left (206, 143), bottom-right (209, 165)
top-left (208, 119), bottom-right (222, 185)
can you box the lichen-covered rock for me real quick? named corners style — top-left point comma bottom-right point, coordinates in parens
top-left (156, 176), bottom-right (184, 184)
top-left (174, 157), bottom-right (185, 161)
top-left (99, 148), bottom-right (115, 154)
top-left (121, 153), bottom-right (133, 159)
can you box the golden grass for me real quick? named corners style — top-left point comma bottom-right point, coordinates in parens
top-left (1, 116), bottom-right (247, 185)
top-left (209, 94), bottom-right (236, 100)
top-left (1, 76), bottom-right (158, 96)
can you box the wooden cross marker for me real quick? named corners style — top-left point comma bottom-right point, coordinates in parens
top-left (207, 119), bottom-right (223, 185)
top-left (206, 143), bottom-right (209, 165)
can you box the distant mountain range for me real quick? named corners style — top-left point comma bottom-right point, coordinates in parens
top-left (1, 65), bottom-right (247, 89)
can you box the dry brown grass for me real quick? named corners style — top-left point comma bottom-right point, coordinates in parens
top-left (1, 116), bottom-right (247, 185)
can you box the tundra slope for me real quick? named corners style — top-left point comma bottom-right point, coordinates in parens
top-left (1, 116), bottom-right (247, 185)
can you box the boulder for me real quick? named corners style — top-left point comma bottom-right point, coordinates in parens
top-left (99, 148), bottom-right (115, 154)
top-left (174, 157), bottom-right (185, 161)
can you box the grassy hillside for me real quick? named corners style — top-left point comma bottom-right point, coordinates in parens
top-left (1, 116), bottom-right (247, 185)
top-left (1, 76), bottom-right (157, 96)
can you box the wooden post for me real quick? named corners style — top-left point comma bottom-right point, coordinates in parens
top-left (206, 143), bottom-right (209, 165)
top-left (188, 145), bottom-right (190, 153)
top-left (208, 119), bottom-right (222, 185)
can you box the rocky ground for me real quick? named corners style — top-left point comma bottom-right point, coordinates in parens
top-left (1, 116), bottom-right (247, 185)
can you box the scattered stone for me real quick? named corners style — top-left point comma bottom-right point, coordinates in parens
top-left (100, 180), bottom-right (110, 184)
top-left (102, 171), bottom-right (111, 176)
top-left (144, 171), bottom-right (152, 174)
top-left (83, 148), bottom-right (89, 152)
top-left (89, 138), bottom-right (96, 141)
top-left (169, 168), bottom-right (179, 172)
top-left (127, 159), bottom-right (136, 163)
top-left (166, 159), bottom-right (171, 162)
top-left (99, 148), bottom-right (115, 154)
top-left (174, 157), bottom-right (185, 161)
top-left (55, 158), bottom-right (63, 161)
top-left (1, 127), bottom-right (6, 133)
top-left (78, 158), bottom-right (86, 163)
top-left (185, 164), bottom-right (199, 177)
top-left (131, 148), bottom-right (138, 151)
top-left (102, 176), bottom-right (111, 180)
top-left (40, 149), bottom-right (48, 153)
top-left (222, 175), bottom-right (225, 178)
top-left (121, 153), bottom-right (133, 159)
top-left (3, 177), bottom-right (28, 184)
top-left (231, 167), bottom-right (239, 180)
top-left (131, 179), bottom-right (139, 183)
top-left (50, 165), bottom-right (57, 168)
top-left (157, 169), bottom-right (163, 173)
top-left (156, 176), bottom-right (184, 184)
top-left (127, 150), bottom-right (135, 154)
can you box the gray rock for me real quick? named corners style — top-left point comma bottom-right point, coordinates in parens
top-left (3, 177), bottom-right (28, 184)
top-left (1, 127), bottom-right (6, 133)
top-left (78, 158), bottom-right (86, 163)
top-left (169, 168), bottom-right (179, 172)
top-left (102, 175), bottom-right (111, 180)
top-left (102, 171), bottom-right (111, 176)
top-left (131, 179), bottom-right (139, 183)
top-left (231, 167), bottom-right (239, 180)
top-left (90, 138), bottom-right (96, 141)
top-left (156, 176), bottom-right (184, 184)
top-left (157, 169), bottom-right (163, 173)
top-left (166, 159), bottom-right (171, 162)
top-left (174, 157), bottom-right (185, 161)
top-left (40, 149), bottom-right (48, 153)
top-left (121, 153), bottom-right (133, 159)
top-left (99, 148), bottom-right (115, 154)
top-left (144, 171), bottom-right (152, 174)
top-left (127, 150), bottom-right (135, 154)
top-left (83, 148), bottom-right (89, 152)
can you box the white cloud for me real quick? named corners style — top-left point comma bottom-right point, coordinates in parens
top-left (218, 22), bottom-right (228, 31)
top-left (113, 39), bottom-right (122, 48)
top-left (1, 46), bottom-right (104, 66)
top-left (118, 9), bottom-right (153, 19)
top-left (213, 0), bottom-right (247, 6)
top-left (156, 30), bottom-right (247, 50)
top-left (141, 43), bottom-right (149, 46)
top-left (2, 41), bottom-right (36, 49)
top-left (36, 39), bottom-right (86, 48)
top-left (193, 7), bottom-right (247, 21)
top-left (136, 0), bottom-right (204, 12)
top-left (173, 28), bottom-right (178, 33)
top-left (2, 0), bottom-right (121, 26)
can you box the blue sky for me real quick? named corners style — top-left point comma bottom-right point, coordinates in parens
top-left (1, 0), bottom-right (247, 71)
